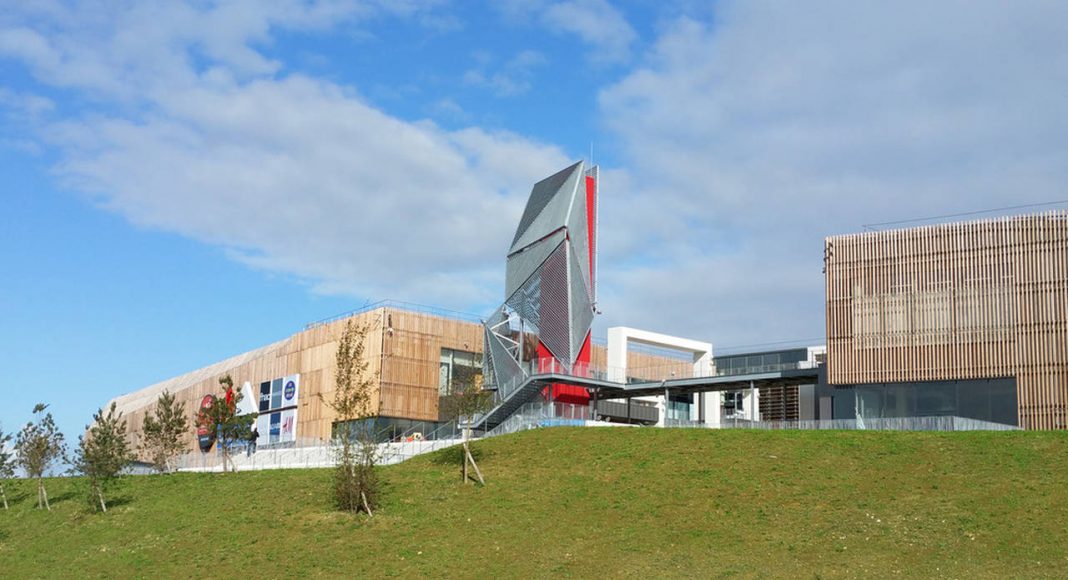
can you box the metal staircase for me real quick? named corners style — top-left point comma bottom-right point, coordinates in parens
top-left (473, 374), bottom-right (549, 431)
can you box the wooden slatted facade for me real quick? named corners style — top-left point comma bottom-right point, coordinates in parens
top-left (110, 306), bottom-right (484, 454)
top-left (759, 385), bottom-right (800, 422)
top-left (825, 212), bottom-right (1068, 429)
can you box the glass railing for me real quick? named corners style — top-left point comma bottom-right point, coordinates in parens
top-left (482, 357), bottom-right (826, 427)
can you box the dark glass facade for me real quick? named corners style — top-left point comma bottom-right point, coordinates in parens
top-left (333, 416), bottom-right (459, 443)
top-left (715, 348), bottom-right (809, 375)
top-left (830, 378), bottom-right (1018, 426)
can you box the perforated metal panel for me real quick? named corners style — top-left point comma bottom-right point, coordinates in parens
top-left (485, 161), bottom-right (601, 404)
top-left (505, 267), bottom-right (542, 334)
top-left (538, 242), bottom-right (571, 365)
top-left (505, 229), bottom-right (564, 299)
top-left (509, 164), bottom-right (582, 255)
top-left (511, 161), bottom-right (582, 249)
top-left (568, 244), bottom-right (595, 359)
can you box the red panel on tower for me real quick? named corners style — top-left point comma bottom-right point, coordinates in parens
top-left (538, 341), bottom-right (591, 405)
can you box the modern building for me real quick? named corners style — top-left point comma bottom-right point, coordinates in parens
top-left (108, 168), bottom-right (1068, 447)
top-left (713, 346), bottom-right (826, 422)
top-left (824, 212), bottom-right (1068, 430)
top-left (108, 162), bottom-right (717, 456)
top-left (483, 160), bottom-right (599, 407)
top-left (110, 303), bottom-right (486, 452)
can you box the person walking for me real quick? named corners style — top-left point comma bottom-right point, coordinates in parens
top-left (247, 423), bottom-right (259, 457)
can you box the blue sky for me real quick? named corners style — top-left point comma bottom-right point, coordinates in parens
top-left (2, 0), bottom-right (1067, 444)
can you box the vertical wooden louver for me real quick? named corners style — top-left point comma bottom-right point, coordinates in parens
top-left (825, 212), bottom-right (1068, 429)
top-left (759, 385), bottom-right (800, 422)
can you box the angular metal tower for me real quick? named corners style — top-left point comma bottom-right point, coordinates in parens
top-left (483, 161), bottom-right (598, 403)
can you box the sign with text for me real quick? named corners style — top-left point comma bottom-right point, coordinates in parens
top-left (257, 373), bottom-right (300, 413)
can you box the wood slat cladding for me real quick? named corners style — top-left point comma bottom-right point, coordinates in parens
top-left (110, 308), bottom-right (485, 455)
top-left (825, 212), bottom-right (1068, 429)
top-left (589, 345), bottom-right (696, 380)
top-left (759, 385), bottom-right (799, 422)
top-left (379, 308), bottom-right (483, 422)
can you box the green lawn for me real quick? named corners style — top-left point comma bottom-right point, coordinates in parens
top-left (2, 428), bottom-right (1067, 578)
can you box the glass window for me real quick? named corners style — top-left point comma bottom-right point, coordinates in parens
top-left (271, 378), bottom-right (283, 409)
top-left (259, 381), bottom-right (271, 412)
top-left (989, 380), bottom-right (1019, 426)
top-left (439, 362), bottom-right (451, 396)
top-left (915, 382), bottom-right (955, 416)
top-left (842, 378), bottom-right (1017, 425)
top-left (957, 381), bottom-right (989, 421)
top-left (439, 348), bottom-right (482, 396)
top-left (856, 387), bottom-right (883, 419)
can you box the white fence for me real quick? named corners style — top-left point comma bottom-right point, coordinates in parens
top-left (174, 411), bottom-right (1017, 473)
top-left (176, 437), bottom-right (464, 473)
top-left (671, 415), bottom-right (1020, 431)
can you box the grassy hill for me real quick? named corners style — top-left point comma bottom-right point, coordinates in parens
top-left (1, 427), bottom-right (1067, 578)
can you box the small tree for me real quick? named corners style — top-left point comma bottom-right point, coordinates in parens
top-left (322, 318), bottom-right (380, 516)
top-left (0, 427), bottom-right (14, 509)
top-left (440, 364), bottom-right (493, 485)
top-left (73, 403), bottom-right (134, 512)
top-left (195, 375), bottom-right (255, 473)
top-left (15, 404), bottom-right (67, 511)
top-left (141, 390), bottom-right (189, 474)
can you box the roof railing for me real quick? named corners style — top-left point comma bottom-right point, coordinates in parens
top-left (304, 299), bottom-right (485, 330)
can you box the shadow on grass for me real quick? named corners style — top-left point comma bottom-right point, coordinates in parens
top-left (47, 489), bottom-right (79, 505)
top-left (7, 488), bottom-right (32, 506)
top-left (429, 442), bottom-right (493, 467)
top-left (104, 494), bottom-right (134, 509)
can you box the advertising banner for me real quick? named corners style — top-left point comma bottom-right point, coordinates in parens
top-left (282, 374), bottom-right (300, 408)
top-left (279, 408), bottom-right (298, 444)
top-left (269, 412), bottom-right (281, 445)
top-left (255, 414), bottom-right (271, 445)
top-left (259, 381), bottom-right (271, 413)
top-left (196, 395), bottom-right (216, 452)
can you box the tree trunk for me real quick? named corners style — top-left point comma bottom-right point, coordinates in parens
top-left (462, 440), bottom-right (469, 483)
top-left (1, 482), bottom-right (8, 509)
top-left (96, 482), bottom-right (107, 513)
top-left (465, 444), bottom-right (485, 486)
top-left (361, 491), bottom-right (373, 517)
top-left (42, 481), bottom-right (51, 511)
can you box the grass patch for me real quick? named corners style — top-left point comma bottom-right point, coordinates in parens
top-left (1, 428), bottom-right (1067, 577)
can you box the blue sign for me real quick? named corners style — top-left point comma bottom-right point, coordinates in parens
top-left (284, 380), bottom-right (296, 401)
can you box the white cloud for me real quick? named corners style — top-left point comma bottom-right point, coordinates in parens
top-left (0, 0), bottom-right (439, 98)
top-left (0, 1), bottom-right (571, 310)
top-left (494, 0), bottom-right (636, 65)
top-left (542, 0), bottom-right (635, 64)
top-left (595, 1), bottom-right (1068, 345)
top-left (463, 49), bottom-right (547, 96)
top-left (50, 75), bottom-right (572, 306)
top-left (6, 0), bottom-right (1068, 353)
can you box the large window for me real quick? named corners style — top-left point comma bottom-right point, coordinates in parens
top-left (848, 378), bottom-right (1018, 425)
top-left (333, 416), bottom-right (460, 443)
top-left (439, 348), bottom-right (482, 396)
top-left (715, 349), bottom-right (809, 375)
